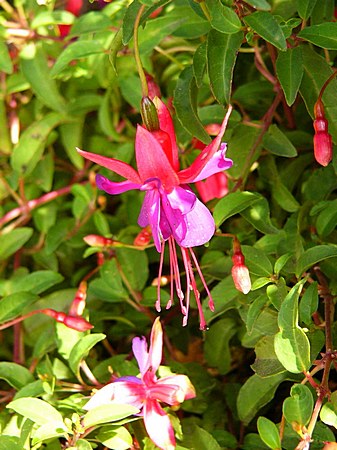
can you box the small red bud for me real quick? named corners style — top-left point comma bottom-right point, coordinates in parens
top-left (83, 234), bottom-right (114, 247)
top-left (231, 239), bottom-right (251, 294)
top-left (313, 99), bottom-right (333, 167)
top-left (145, 73), bottom-right (161, 99)
top-left (63, 315), bottom-right (94, 331)
top-left (134, 226), bottom-right (152, 246)
top-left (69, 281), bottom-right (87, 317)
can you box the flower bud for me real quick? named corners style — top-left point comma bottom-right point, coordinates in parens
top-left (231, 241), bottom-right (251, 294)
top-left (141, 96), bottom-right (159, 132)
top-left (145, 73), bottom-right (161, 99)
top-left (134, 226), bottom-right (152, 246)
top-left (83, 234), bottom-right (114, 247)
top-left (63, 315), bottom-right (94, 331)
top-left (313, 99), bottom-right (333, 167)
top-left (69, 281), bottom-right (87, 316)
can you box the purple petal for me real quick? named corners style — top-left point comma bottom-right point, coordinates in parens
top-left (138, 189), bottom-right (162, 252)
top-left (132, 336), bottom-right (149, 375)
top-left (165, 186), bottom-right (196, 214)
top-left (189, 145), bottom-right (233, 183)
top-left (176, 198), bottom-right (215, 247)
top-left (161, 199), bottom-right (187, 245)
top-left (96, 174), bottom-right (140, 194)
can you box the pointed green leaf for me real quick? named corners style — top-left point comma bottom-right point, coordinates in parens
top-left (174, 66), bottom-right (211, 144)
top-left (296, 0), bottom-right (318, 19)
top-left (0, 40), bottom-right (13, 74)
top-left (207, 29), bottom-right (243, 104)
top-left (0, 292), bottom-right (38, 323)
top-left (263, 124), bottom-right (298, 157)
top-left (241, 245), bottom-right (273, 277)
top-left (69, 333), bottom-right (106, 375)
top-left (193, 41), bottom-right (207, 88)
top-left (205, 318), bottom-right (237, 374)
top-left (51, 40), bottom-right (105, 77)
top-left (298, 23), bottom-right (337, 50)
top-left (276, 47), bottom-right (303, 106)
top-left (244, 11), bottom-right (286, 51)
top-left (257, 416), bottom-right (281, 449)
top-left (206, 0), bottom-right (242, 34)
top-left (31, 10), bottom-right (75, 28)
top-left (7, 397), bottom-right (64, 426)
top-left (69, 11), bottom-right (113, 36)
top-left (299, 282), bottom-right (318, 326)
top-left (20, 43), bottom-right (65, 112)
top-left (241, 195), bottom-right (280, 234)
top-left (213, 191), bottom-right (259, 227)
top-left (296, 245), bottom-right (337, 277)
top-left (244, 0), bottom-right (271, 10)
top-left (0, 362), bottom-right (35, 390)
top-left (274, 328), bottom-right (311, 373)
top-left (251, 336), bottom-right (286, 377)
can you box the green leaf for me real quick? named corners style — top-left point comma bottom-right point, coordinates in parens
top-left (138, 16), bottom-right (185, 55)
top-left (204, 318), bottom-right (237, 374)
top-left (97, 425), bottom-right (133, 450)
top-left (316, 199), bottom-right (337, 237)
top-left (266, 279), bottom-right (288, 311)
top-left (244, 0), bottom-right (271, 10)
top-left (257, 416), bottom-right (281, 450)
top-left (182, 425), bottom-right (222, 450)
top-left (174, 66), bottom-right (211, 144)
top-left (0, 437), bottom-right (22, 450)
top-left (320, 392), bottom-right (337, 428)
top-left (0, 362), bottom-right (35, 390)
top-left (298, 23), bottom-right (337, 50)
top-left (31, 10), bottom-right (75, 28)
top-left (0, 228), bottom-right (33, 261)
top-left (241, 245), bottom-right (273, 277)
top-left (213, 191), bottom-right (259, 227)
top-left (0, 292), bottom-right (38, 323)
top-left (251, 336), bottom-right (287, 377)
top-left (263, 124), bottom-right (298, 157)
top-left (296, 245), bottom-right (337, 277)
top-left (283, 384), bottom-right (314, 426)
top-left (69, 333), bottom-right (106, 376)
top-left (70, 11), bottom-right (113, 36)
top-left (274, 328), bottom-right (310, 373)
top-left (10, 270), bottom-right (63, 295)
top-left (207, 29), bottom-right (243, 104)
top-left (82, 404), bottom-right (139, 428)
top-left (7, 397), bottom-right (65, 426)
top-left (272, 181), bottom-right (300, 213)
top-left (20, 43), bottom-right (65, 112)
top-left (237, 373), bottom-right (287, 425)
top-left (11, 112), bottom-right (66, 176)
top-left (246, 296), bottom-right (268, 334)
top-left (51, 40), bottom-right (105, 77)
top-left (277, 280), bottom-right (305, 331)
top-left (193, 41), bottom-right (207, 88)
top-left (296, 0), bottom-right (318, 19)
top-left (0, 40), bottom-right (13, 74)
top-left (299, 282), bottom-right (318, 326)
top-left (206, 0), bottom-right (242, 34)
top-left (116, 248), bottom-right (149, 292)
top-left (244, 11), bottom-right (286, 51)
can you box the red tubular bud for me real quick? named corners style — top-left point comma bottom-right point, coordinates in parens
top-left (63, 316), bottom-right (94, 331)
top-left (69, 281), bottom-right (87, 317)
top-left (313, 100), bottom-right (333, 167)
top-left (231, 239), bottom-right (251, 294)
top-left (83, 234), bottom-right (114, 247)
top-left (134, 226), bottom-right (152, 246)
top-left (145, 73), bottom-right (161, 99)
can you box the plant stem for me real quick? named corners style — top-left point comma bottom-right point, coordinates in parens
top-left (133, 5), bottom-right (148, 97)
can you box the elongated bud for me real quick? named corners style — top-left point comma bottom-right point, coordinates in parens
top-left (42, 309), bottom-right (93, 331)
top-left (313, 99), bottom-right (333, 167)
top-left (141, 96), bottom-right (159, 131)
top-left (69, 281), bottom-right (87, 316)
top-left (83, 234), bottom-right (114, 247)
top-left (145, 73), bottom-right (161, 99)
top-left (231, 239), bottom-right (251, 294)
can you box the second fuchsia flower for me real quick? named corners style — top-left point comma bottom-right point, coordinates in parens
top-left (84, 317), bottom-right (195, 450)
top-left (78, 98), bottom-right (233, 329)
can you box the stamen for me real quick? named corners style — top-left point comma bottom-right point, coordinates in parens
top-left (181, 248), bottom-right (191, 327)
top-left (189, 247), bottom-right (215, 312)
top-left (156, 241), bottom-right (166, 312)
top-left (169, 237), bottom-right (186, 315)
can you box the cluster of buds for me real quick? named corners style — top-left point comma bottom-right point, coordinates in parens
top-left (313, 99), bottom-right (333, 167)
top-left (231, 239), bottom-right (251, 294)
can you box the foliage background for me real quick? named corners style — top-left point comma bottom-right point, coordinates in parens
top-left (1, 0), bottom-right (337, 448)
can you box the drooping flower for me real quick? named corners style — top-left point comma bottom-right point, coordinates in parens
top-left (84, 317), bottom-right (195, 450)
top-left (231, 239), bottom-right (251, 295)
top-left (77, 98), bottom-right (233, 329)
top-left (313, 99), bottom-right (333, 167)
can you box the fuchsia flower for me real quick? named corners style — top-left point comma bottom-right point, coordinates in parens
top-left (78, 98), bottom-right (233, 329)
top-left (84, 318), bottom-right (196, 450)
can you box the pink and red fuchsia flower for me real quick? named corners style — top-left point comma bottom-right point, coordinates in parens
top-left (78, 98), bottom-right (233, 329)
top-left (84, 317), bottom-right (196, 450)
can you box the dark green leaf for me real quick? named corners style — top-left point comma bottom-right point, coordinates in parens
top-left (51, 40), bottom-right (105, 77)
top-left (182, 425), bottom-right (222, 450)
top-left (241, 245), bottom-right (273, 277)
top-left (244, 11), bottom-right (286, 51)
top-left (296, 245), bottom-right (337, 277)
top-left (316, 199), bottom-right (337, 237)
top-left (299, 282), bottom-right (318, 326)
top-left (20, 43), bottom-right (65, 112)
top-left (272, 181), bottom-right (300, 213)
top-left (0, 228), bottom-right (33, 261)
top-left (193, 41), bottom-right (207, 88)
top-left (206, 0), bottom-right (242, 34)
top-left (276, 46), bottom-right (303, 106)
top-left (257, 416), bottom-right (281, 449)
top-left (242, 196), bottom-right (280, 234)
top-left (296, 0), bottom-right (318, 19)
top-left (298, 23), bottom-right (337, 50)
top-left (174, 66), bottom-right (211, 144)
top-left (139, 16), bottom-right (185, 55)
top-left (244, 0), bottom-right (271, 10)
top-left (246, 296), bottom-right (268, 334)
top-left (10, 271), bottom-right (63, 295)
top-left (205, 318), bottom-right (237, 374)
top-left (0, 292), bottom-right (38, 323)
top-left (213, 191), bottom-right (259, 227)
top-left (207, 29), bottom-right (243, 104)
top-left (263, 124), bottom-right (298, 157)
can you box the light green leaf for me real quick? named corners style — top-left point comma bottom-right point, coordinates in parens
top-left (0, 228), bottom-right (33, 261)
top-left (213, 191), bottom-right (259, 227)
top-left (51, 40), bottom-right (105, 77)
top-left (7, 397), bottom-right (64, 426)
top-left (296, 0), bottom-right (318, 19)
top-left (70, 11), bottom-right (113, 36)
top-left (283, 384), bottom-right (314, 426)
top-left (97, 425), bottom-right (133, 450)
top-left (174, 66), bottom-right (211, 144)
top-left (83, 404), bottom-right (139, 428)
top-left (320, 392), bottom-right (337, 428)
top-left (31, 10), bottom-right (75, 28)
top-left (274, 328), bottom-right (311, 373)
top-left (207, 29), bottom-right (243, 104)
top-left (0, 40), bottom-right (13, 74)
top-left (257, 416), bottom-right (281, 449)
top-left (298, 23), bottom-right (337, 50)
top-left (69, 333), bottom-right (106, 376)
top-left (20, 43), bottom-right (65, 111)
top-left (244, 11), bottom-right (286, 51)
top-left (138, 16), bottom-right (185, 55)
top-left (206, 0), bottom-right (242, 34)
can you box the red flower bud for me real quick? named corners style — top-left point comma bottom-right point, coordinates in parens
top-left (62, 315), bottom-right (94, 331)
top-left (83, 234), bottom-right (114, 247)
top-left (313, 100), bottom-right (333, 167)
top-left (231, 241), bottom-right (251, 294)
top-left (134, 226), bottom-right (152, 246)
top-left (145, 73), bottom-right (161, 99)
top-left (69, 281), bottom-right (87, 317)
